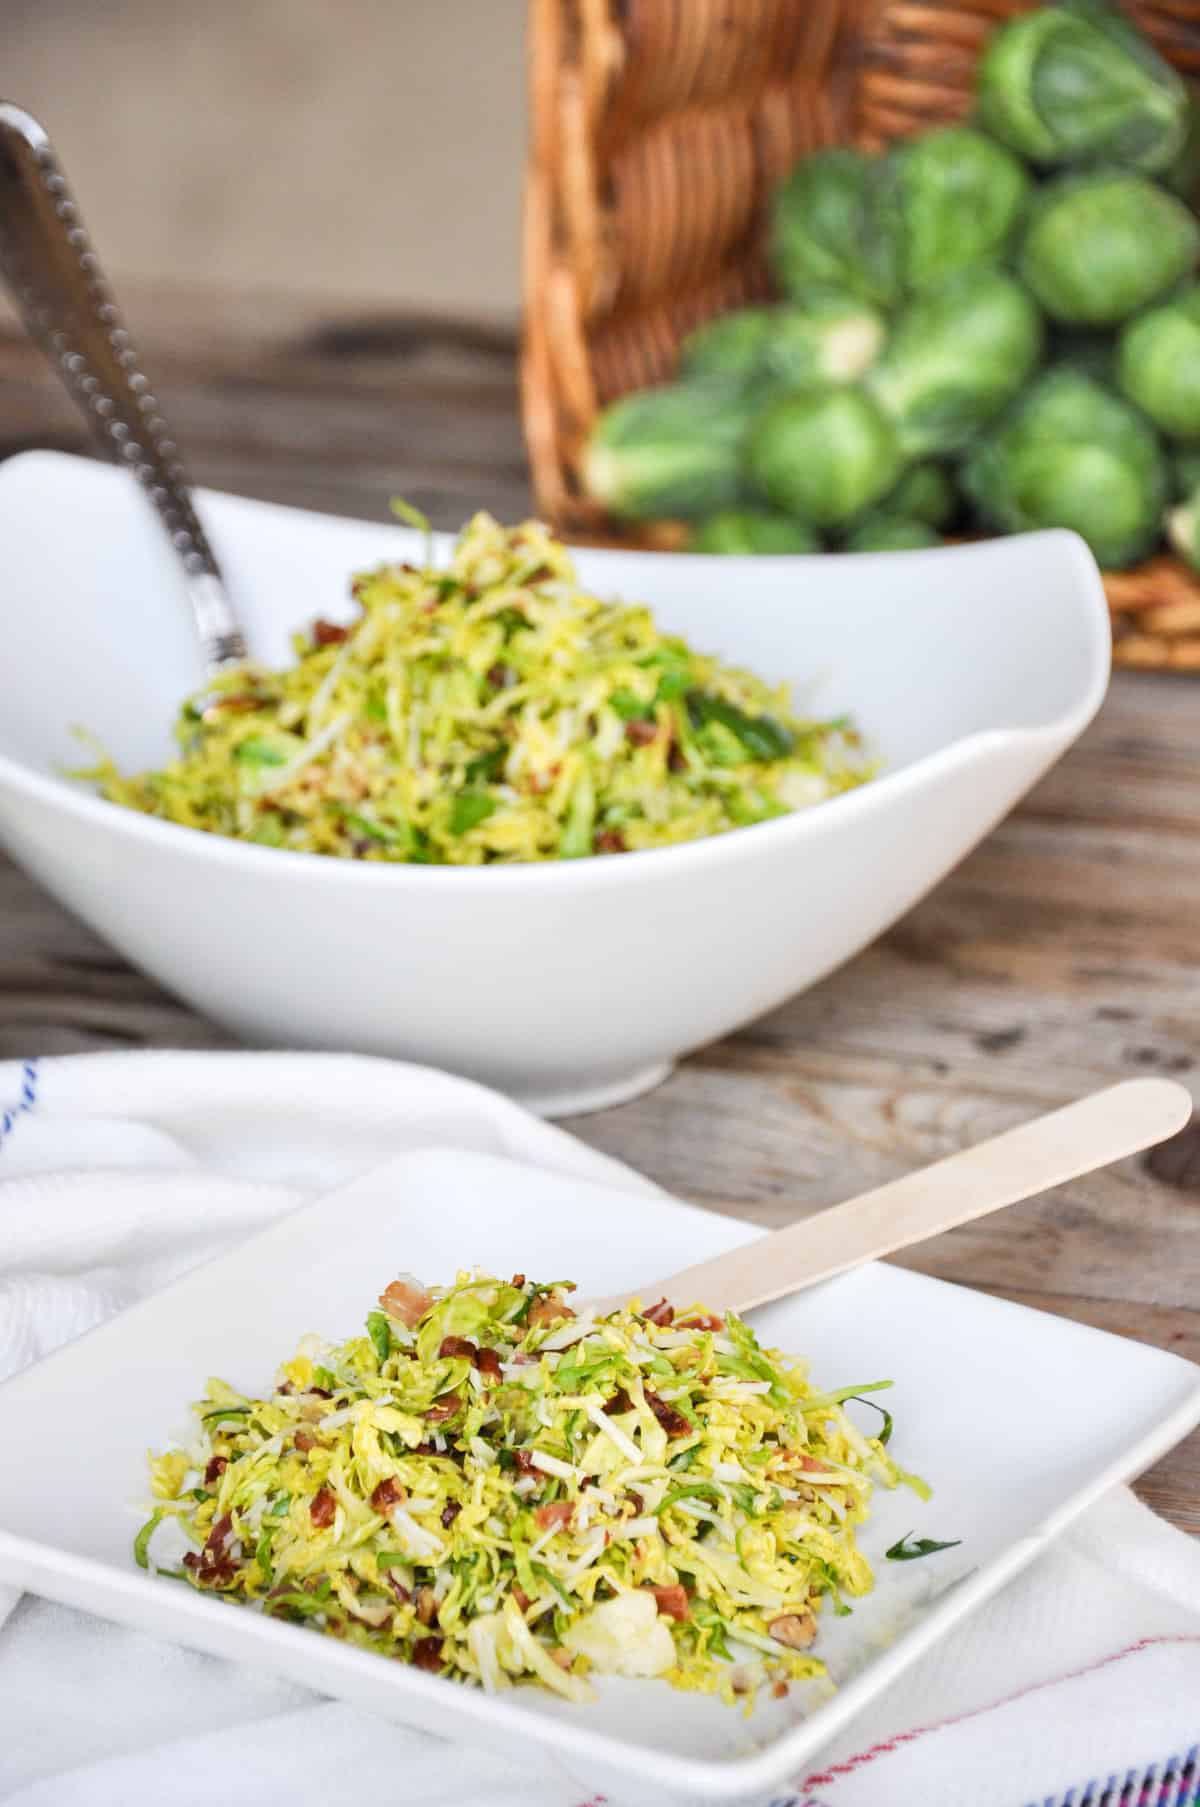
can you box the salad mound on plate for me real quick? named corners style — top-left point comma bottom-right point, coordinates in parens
top-left (86, 513), bottom-right (871, 863)
top-left (138, 1271), bottom-right (920, 1707)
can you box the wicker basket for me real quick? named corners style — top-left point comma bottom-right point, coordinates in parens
top-left (521, 0), bottom-right (1200, 671)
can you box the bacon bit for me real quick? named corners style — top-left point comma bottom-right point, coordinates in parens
top-left (441, 1500), bottom-right (462, 1529)
top-left (512, 1449), bottom-right (536, 1475)
top-left (415, 1586), bottom-right (438, 1626)
top-left (425, 1390), bottom-right (462, 1422)
top-left (378, 1278), bottom-right (432, 1327)
top-left (768, 1611), bottom-right (817, 1650)
top-left (474, 1346), bottom-right (502, 1381)
top-left (677, 1312), bottom-right (724, 1332)
top-left (411, 1636), bottom-right (444, 1672)
top-left (529, 1294), bottom-right (576, 1329)
top-left (644, 1388), bottom-right (691, 1437)
top-left (550, 1646), bottom-right (574, 1669)
top-left (625, 717), bottom-right (658, 746)
top-left (486, 662), bottom-right (516, 689)
top-left (512, 1352), bottom-right (538, 1366)
top-left (594, 828), bottom-right (626, 854)
top-left (438, 1335), bottom-right (478, 1361)
top-left (534, 1501), bottom-right (573, 1533)
top-left (643, 1298), bottom-right (675, 1327)
top-left (511, 1272), bottom-right (526, 1287)
top-left (798, 1454), bottom-right (828, 1473)
top-left (182, 1550), bottom-right (201, 1572)
top-left (772, 1680), bottom-right (790, 1700)
top-left (604, 1388), bottom-right (632, 1416)
top-left (647, 1583), bottom-right (689, 1621)
top-left (204, 1455), bottom-right (228, 1485)
top-left (277, 1381), bottom-right (294, 1396)
top-left (195, 1512), bottom-right (238, 1587)
top-left (307, 1386), bottom-right (333, 1400)
top-left (668, 743), bottom-right (687, 773)
top-left (524, 562), bottom-right (554, 584)
top-left (310, 1487), bottom-right (337, 1528)
top-left (512, 1584), bottom-right (531, 1613)
top-left (526, 761), bottom-right (563, 796)
top-left (293, 1429), bottom-right (317, 1454)
top-left (312, 618), bottom-right (349, 646)
top-left (204, 1513), bottom-right (234, 1555)
top-left (201, 692), bottom-right (264, 718)
top-left (370, 1477), bottom-right (406, 1514)
top-left (386, 1573), bottom-right (411, 1605)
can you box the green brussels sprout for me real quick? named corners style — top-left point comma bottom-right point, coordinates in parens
top-left (867, 268), bottom-right (1044, 457)
top-left (764, 292), bottom-right (887, 387)
top-left (1018, 171), bottom-right (1199, 327)
top-left (679, 309), bottom-right (777, 385)
top-left (681, 295), bottom-right (885, 393)
top-left (682, 294), bottom-right (886, 395)
top-left (690, 509), bottom-right (822, 555)
top-left (1164, 92), bottom-right (1200, 201)
top-left (770, 149), bottom-right (901, 308)
top-left (962, 368), bottom-right (1169, 567)
top-left (583, 382), bottom-right (758, 521)
top-left (885, 463), bottom-right (958, 529)
top-left (976, 0), bottom-right (1188, 174)
top-left (845, 514), bottom-right (943, 553)
top-left (1166, 486), bottom-right (1200, 568)
top-left (747, 387), bottom-right (902, 529)
top-left (1117, 285), bottom-right (1200, 439)
top-left (887, 126), bottom-right (1031, 292)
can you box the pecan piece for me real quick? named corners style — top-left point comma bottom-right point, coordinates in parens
top-left (310, 1487), bottom-right (337, 1528)
top-left (370, 1477), bottom-right (406, 1514)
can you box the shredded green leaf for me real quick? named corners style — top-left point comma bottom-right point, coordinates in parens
top-left (885, 1532), bottom-right (961, 1561)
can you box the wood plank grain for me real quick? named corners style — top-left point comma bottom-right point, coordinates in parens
top-left (0, 285), bottom-right (1195, 1531)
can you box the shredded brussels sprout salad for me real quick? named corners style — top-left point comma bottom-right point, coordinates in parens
top-left (138, 1272), bottom-right (927, 1709)
top-left (87, 512), bottom-right (872, 863)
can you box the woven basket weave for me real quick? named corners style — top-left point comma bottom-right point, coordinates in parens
top-left (521, 0), bottom-right (1200, 671)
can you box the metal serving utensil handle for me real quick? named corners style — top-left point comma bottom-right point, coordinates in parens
top-left (0, 102), bottom-right (246, 675)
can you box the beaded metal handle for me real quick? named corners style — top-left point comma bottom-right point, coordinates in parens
top-left (0, 103), bottom-right (246, 674)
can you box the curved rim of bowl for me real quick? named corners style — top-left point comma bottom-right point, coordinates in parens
top-left (0, 527), bottom-right (1111, 891)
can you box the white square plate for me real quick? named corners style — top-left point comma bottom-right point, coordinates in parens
top-left (1, 1148), bottom-right (1197, 1803)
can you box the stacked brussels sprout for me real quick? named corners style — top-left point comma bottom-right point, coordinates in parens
top-left (582, 0), bottom-right (1200, 571)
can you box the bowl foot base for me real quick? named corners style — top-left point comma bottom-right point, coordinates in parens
top-left (517, 1060), bottom-right (674, 1119)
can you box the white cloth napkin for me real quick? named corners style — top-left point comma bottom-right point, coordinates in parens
top-left (0, 1051), bottom-right (1197, 1807)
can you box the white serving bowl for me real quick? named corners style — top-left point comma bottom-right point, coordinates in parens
top-left (0, 451), bottom-right (1109, 1115)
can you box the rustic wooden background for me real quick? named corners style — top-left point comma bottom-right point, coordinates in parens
top-left (0, 288), bottom-right (1196, 1533)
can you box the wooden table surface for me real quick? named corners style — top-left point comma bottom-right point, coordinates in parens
top-left (1, 288), bottom-right (1196, 1534)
